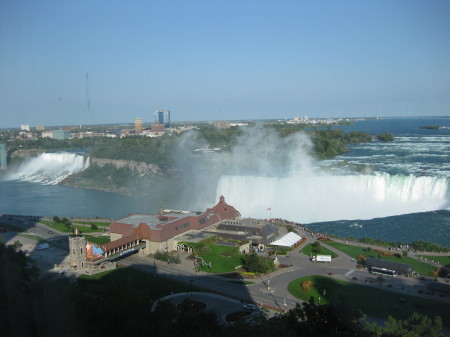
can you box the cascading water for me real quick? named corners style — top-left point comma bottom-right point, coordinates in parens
top-left (5, 152), bottom-right (90, 185)
top-left (216, 173), bottom-right (450, 223)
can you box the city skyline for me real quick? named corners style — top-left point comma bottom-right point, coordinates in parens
top-left (1, 0), bottom-right (449, 129)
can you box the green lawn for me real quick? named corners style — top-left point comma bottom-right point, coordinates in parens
top-left (417, 255), bottom-right (450, 266)
top-left (326, 241), bottom-right (437, 276)
top-left (39, 220), bottom-right (103, 233)
top-left (288, 275), bottom-right (450, 325)
top-left (73, 221), bottom-right (111, 227)
top-left (72, 224), bottom-right (102, 233)
top-left (188, 243), bottom-right (244, 273)
top-left (301, 243), bottom-right (339, 258)
top-left (39, 220), bottom-right (71, 232)
top-left (83, 235), bottom-right (111, 245)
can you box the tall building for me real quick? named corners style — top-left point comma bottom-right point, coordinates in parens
top-left (153, 110), bottom-right (170, 128)
top-left (135, 117), bottom-right (143, 134)
top-left (0, 144), bottom-right (7, 170)
top-left (21, 124), bottom-right (30, 131)
top-left (36, 125), bottom-right (45, 131)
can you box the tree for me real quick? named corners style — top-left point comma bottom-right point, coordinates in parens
top-left (53, 215), bottom-right (61, 223)
top-left (12, 240), bottom-right (23, 250)
top-left (377, 313), bottom-right (444, 337)
top-left (376, 133), bottom-right (394, 142)
top-left (312, 241), bottom-right (322, 253)
top-left (241, 252), bottom-right (274, 274)
top-left (90, 224), bottom-right (98, 230)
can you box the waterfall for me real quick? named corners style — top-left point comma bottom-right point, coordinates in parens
top-left (5, 152), bottom-right (90, 185)
top-left (216, 173), bottom-right (450, 223)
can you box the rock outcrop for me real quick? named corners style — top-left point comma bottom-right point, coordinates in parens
top-left (90, 157), bottom-right (163, 175)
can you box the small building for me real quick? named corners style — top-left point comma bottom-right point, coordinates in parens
top-left (270, 232), bottom-right (302, 248)
top-left (365, 258), bottom-right (412, 276)
top-left (204, 218), bottom-right (282, 251)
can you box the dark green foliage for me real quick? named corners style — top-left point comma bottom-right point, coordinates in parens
top-left (311, 241), bottom-right (322, 253)
top-left (240, 252), bottom-right (275, 273)
top-left (8, 136), bottom-right (99, 151)
top-left (411, 240), bottom-right (450, 253)
top-left (377, 313), bottom-right (444, 337)
top-left (0, 243), bottom-right (39, 337)
top-left (196, 125), bottom-right (243, 149)
top-left (90, 135), bottom-right (178, 166)
top-left (90, 224), bottom-right (98, 230)
top-left (310, 129), bottom-right (372, 159)
top-left (12, 240), bottom-right (23, 250)
top-left (376, 133), bottom-right (395, 142)
top-left (420, 125), bottom-right (439, 130)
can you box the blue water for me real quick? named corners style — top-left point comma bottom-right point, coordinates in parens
top-left (0, 180), bottom-right (153, 219)
top-left (307, 117), bottom-right (450, 246)
top-left (1, 117), bottom-right (449, 246)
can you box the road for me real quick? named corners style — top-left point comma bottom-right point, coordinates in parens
top-left (118, 238), bottom-right (358, 312)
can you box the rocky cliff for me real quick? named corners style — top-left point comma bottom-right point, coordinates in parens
top-left (90, 157), bottom-right (164, 176)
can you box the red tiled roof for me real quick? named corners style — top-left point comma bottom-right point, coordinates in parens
top-left (101, 233), bottom-right (142, 252)
top-left (109, 196), bottom-right (239, 243)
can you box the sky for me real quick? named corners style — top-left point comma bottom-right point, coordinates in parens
top-left (0, 0), bottom-right (449, 128)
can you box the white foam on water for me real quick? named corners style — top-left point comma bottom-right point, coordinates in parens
top-left (216, 173), bottom-right (449, 223)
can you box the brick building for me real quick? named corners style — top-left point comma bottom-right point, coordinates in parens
top-left (103, 196), bottom-right (240, 256)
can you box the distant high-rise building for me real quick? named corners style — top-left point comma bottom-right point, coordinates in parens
top-left (21, 124), bottom-right (30, 131)
top-left (36, 125), bottom-right (45, 131)
top-left (135, 117), bottom-right (143, 134)
top-left (0, 144), bottom-right (7, 169)
top-left (153, 110), bottom-right (170, 128)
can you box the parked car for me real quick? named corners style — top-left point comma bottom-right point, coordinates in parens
top-left (243, 304), bottom-right (257, 311)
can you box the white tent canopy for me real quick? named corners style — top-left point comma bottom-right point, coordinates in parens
top-left (271, 232), bottom-right (302, 247)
